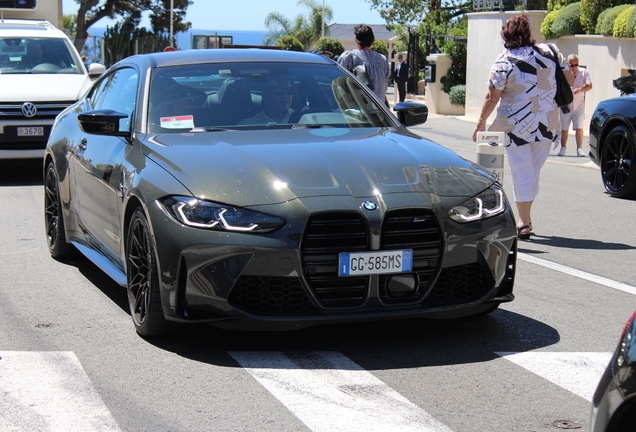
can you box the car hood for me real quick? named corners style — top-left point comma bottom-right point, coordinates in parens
top-left (143, 128), bottom-right (494, 206)
top-left (0, 74), bottom-right (91, 101)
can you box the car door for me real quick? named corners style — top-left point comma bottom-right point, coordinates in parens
top-left (71, 67), bottom-right (138, 262)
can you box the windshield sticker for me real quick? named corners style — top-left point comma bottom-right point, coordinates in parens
top-left (160, 115), bottom-right (194, 129)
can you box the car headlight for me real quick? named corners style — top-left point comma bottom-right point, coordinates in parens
top-left (448, 185), bottom-right (506, 223)
top-left (162, 196), bottom-right (285, 233)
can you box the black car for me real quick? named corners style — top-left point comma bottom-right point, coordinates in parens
top-left (44, 49), bottom-right (517, 337)
top-left (589, 73), bottom-right (636, 199)
top-left (591, 311), bottom-right (636, 431)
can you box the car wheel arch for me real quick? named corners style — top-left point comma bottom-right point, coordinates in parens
top-left (599, 117), bottom-right (635, 153)
top-left (123, 195), bottom-right (145, 254)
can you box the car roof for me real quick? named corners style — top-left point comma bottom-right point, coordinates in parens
top-left (122, 48), bottom-right (336, 69)
top-left (0, 19), bottom-right (67, 38)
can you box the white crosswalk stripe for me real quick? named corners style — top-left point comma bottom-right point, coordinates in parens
top-left (229, 351), bottom-right (453, 432)
top-left (497, 351), bottom-right (613, 401)
top-left (0, 350), bottom-right (615, 431)
top-left (0, 351), bottom-right (121, 432)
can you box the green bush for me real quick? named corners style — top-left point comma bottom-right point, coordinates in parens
top-left (551, 2), bottom-right (583, 38)
top-left (439, 19), bottom-right (467, 94)
top-left (274, 35), bottom-right (304, 52)
top-left (313, 37), bottom-right (344, 58)
top-left (628, 6), bottom-right (636, 37)
top-left (613, 5), bottom-right (634, 37)
top-left (541, 9), bottom-right (561, 39)
top-left (371, 40), bottom-right (388, 57)
top-left (597, 4), bottom-right (632, 35)
top-left (449, 84), bottom-right (466, 107)
top-left (595, 8), bottom-right (611, 33)
top-left (581, 0), bottom-right (613, 34)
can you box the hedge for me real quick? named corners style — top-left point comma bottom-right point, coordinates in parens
top-left (613, 6), bottom-right (634, 38)
top-left (597, 4), bottom-right (632, 36)
top-left (449, 85), bottom-right (466, 107)
top-left (551, 2), bottom-right (583, 38)
top-left (627, 7), bottom-right (636, 37)
top-left (541, 9), bottom-right (561, 40)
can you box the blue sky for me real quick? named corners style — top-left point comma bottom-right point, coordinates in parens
top-left (62, 0), bottom-right (387, 31)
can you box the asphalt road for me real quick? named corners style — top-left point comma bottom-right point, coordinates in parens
top-left (1, 115), bottom-right (635, 431)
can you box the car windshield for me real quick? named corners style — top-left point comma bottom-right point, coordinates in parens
top-left (147, 62), bottom-right (394, 132)
top-left (0, 37), bottom-right (83, 75)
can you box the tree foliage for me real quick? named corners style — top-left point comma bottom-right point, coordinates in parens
top-left (274, 35), bottom-right (305, 52)
top-left (365, 0), bottom-right (471, 27)
top-left (371, 40), bottom-right (389, 57)
top-left (265, 0), bottom-right (333, 50)
top-left (65, 0), bottom-right (191, 52)
top-left (103, 21), bottom-right (172, 66)
top-left (579, 0), bottom-right (634, 34)
top-left (314, 37), bottom-right (345, 57)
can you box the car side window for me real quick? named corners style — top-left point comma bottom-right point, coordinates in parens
top-left (89, 67), bottom-right (138, 130)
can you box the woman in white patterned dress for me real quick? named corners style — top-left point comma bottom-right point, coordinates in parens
top-left (472, 14), bottom-right (573, 239)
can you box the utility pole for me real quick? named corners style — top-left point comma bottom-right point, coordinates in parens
top-left (169, 0), bottom-right (174, 47)
top-left (321, 0), bottom-right (325, 38)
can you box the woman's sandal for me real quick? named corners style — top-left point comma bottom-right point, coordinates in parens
top-left (517, 224), bottom-right (532, 240)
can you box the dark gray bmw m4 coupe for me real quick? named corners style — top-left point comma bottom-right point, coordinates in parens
top-left (44, 49), bottom-right (517, 337)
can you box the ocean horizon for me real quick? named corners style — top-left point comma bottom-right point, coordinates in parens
top-left (83, 28), bottom-right (270, 51)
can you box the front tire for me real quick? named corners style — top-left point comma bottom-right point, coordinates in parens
top-left (601, 125), bottom-right (636, 199)
top-left (44, 161), bottom-right (74, 260)
top-left (126, 208), bottom-right (170, 337)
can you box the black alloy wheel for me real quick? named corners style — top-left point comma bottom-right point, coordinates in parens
top-left (44, 161), bottom-right (73, 259)
top-left (126, 208), bottom-right (170, 337)
top-left (601, 125), bottom-right (636, 199)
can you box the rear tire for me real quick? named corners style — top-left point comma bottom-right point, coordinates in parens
top-left (126, 208), bottom-right (170, 338)
top-left (44, 161), bottom-right (74, 260)
top-left (600, 125), bottom-right (636, 199)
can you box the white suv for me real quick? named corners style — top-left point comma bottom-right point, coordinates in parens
top-left (0, 19), bottom-right (105, 159)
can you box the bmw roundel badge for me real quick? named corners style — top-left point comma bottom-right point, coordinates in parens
top-left (361, 201), bottom-right (378, 211)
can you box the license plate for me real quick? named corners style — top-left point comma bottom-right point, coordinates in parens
top-left (338, 249), bottom-right (413, 277)
top-left (17, 127), bottom-right (44, 136)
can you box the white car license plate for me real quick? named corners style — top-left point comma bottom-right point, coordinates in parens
top-left (17, 127), bottom-right (44, 136)
top-left (338, 249), bottom-right (413, 277)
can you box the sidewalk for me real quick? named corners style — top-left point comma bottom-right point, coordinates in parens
top-left (388, 87), bottom-right (598, 169)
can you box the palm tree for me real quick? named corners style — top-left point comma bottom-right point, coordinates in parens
top-left (264, 0), bottom-right (333, 50)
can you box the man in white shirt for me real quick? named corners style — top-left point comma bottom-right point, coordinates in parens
top-left (558, 54), bottom-right (593, 157)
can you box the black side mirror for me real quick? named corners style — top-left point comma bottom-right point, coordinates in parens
top-left (78, 109), bottom-right (129, 136)
top-left (393, 102), bottom-right (428, 127)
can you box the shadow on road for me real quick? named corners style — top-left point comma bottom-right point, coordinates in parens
top-left (141, 307), bottom-right (560, 371)
top-left (0, 160), bottom-right (43, 186)
top-left (520, 234), bottom-right (636, 251)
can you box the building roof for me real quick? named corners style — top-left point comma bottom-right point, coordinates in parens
top-left (326, 23), bottom-right (395, 41)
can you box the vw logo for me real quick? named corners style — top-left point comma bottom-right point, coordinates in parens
top-left (22, 102), bottom-right (37, 118)
top-left (361, 201), bottom-right (378, 211)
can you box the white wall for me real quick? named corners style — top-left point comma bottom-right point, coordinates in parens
top-left (466, 11), bottom-right (632, 126)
